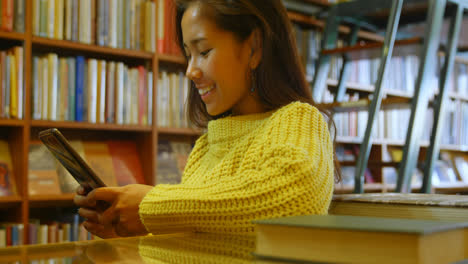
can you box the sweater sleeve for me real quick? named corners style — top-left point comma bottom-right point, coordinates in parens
top-left (139, 103), bottom-right (334, 235)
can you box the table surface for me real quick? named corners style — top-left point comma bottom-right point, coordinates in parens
top-left (0, 232), bottom-right (281, 264)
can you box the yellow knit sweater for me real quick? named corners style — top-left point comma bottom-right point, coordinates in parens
top-left (139, 101), bottom-right (334, 235)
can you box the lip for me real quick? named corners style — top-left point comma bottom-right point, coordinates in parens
top-left (199, 84), bottom-right (216, 102)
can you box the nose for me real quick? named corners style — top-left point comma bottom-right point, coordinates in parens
top-left (186, 59), bottom-right (203, 81)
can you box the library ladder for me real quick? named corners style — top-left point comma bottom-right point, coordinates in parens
top-left (421, 0), bottom-right (468, 193)
top-left (310, 0), bottom-right (448, 193)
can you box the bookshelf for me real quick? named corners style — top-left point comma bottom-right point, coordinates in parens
top-left (0, 0), bottom-right (188, 246)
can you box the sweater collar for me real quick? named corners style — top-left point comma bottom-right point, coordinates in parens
top-left (207, 111), bottom-right (274, 144)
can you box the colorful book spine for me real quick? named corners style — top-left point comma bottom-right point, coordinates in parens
top-left (75, 56), bottom-right (85, 122)
top-left (68, 57), bottom-right (76, 121)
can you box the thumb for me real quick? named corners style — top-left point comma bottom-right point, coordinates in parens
top-left (89, 187), bottom-right (121, 203)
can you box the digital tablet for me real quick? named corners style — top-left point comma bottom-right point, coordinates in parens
top-left (38, 128), bottom-right (107, 193)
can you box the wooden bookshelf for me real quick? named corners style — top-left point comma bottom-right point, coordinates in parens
top-left (319, 97), bottom-right (411, 113)
top-left (449, 92), bottom-right (468, 102)
top-left (158, 53), bottom-right (186, 65)
top-left (340, 161), bottom-right (399, 168)
top-left (0, 0), bottom-right (164, 246)
top-left (322, 37), bottom-right (423, 60)
top-left (0, 196), bottom-right (22, 206)
top-left (287, 11), bottom-right (384, 42)
top-left (0, 119), bottom-right (25, 127)
top-left (334, 183), bottom-right (466, 195)
top-left (334, 183), bottom-right (387, 194)
top-left (31, 37), bottom-right (154, 60)
top-left (0, 30), bottom-right (25, 41)
top-left (326, 79), bottom-right (375, 94)
top-left (29, 194), bottom-right (75, 208)
top-left (30, 120), bottom-right (152, 132)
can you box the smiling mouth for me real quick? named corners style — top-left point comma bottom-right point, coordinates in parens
top-left (198, 85), bottom-right (215, 96)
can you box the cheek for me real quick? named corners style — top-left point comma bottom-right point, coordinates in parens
top-left (206, 53), bottom-right (247, 91)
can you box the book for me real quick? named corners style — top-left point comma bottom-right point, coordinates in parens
top-left (156, 140), bottom-right (182, 184)
top-left (0, 140), bottom-right (16, 196)
top-left (107, 140), bottom-right (145, 185)
top-left (330, 193), bottom-right (468, 222)
top-left (28, 141), bottom-right (61, 195)
top-left (254, 214), bottom-right (468, 264)
top-left (82, 141), bottom-right (118, 187)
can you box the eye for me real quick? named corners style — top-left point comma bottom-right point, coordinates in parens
top-left (200, 49), bottom-right (212, 57)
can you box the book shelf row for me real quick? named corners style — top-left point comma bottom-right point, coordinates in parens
top-left (157, 70), bottom-right (192, 128)
top-left (32, 0), bottom-right (156, 53)
top-left (31, 54), bottom-right (154, 126)
top-left (336, 143), bottom-right (468, 191)
top-left (0, 46), bottom-right (24, 120)
top-left (0, 215), bottom-right (93, 247)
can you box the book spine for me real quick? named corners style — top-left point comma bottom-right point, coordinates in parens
top-left (47, 0), bottom-right (55, 38)
top-left (32, 0), bottom-right (40, 35)
top-left (14, 0), bottom-right (25, 32)
top-left (16, 47), bottom-right (23, 119)
top-left (9, 51), bottom-right (17, 119)
top-left (75, 56), bottom-right (84, 122)
top-left (1, 0), bottom-right (13, 32)
top-left (48, 53), bottom-right (58, 120)
top-left (59, 58), bottom-right (68, 120)
top-left (138, 66), bottom-right (146, 125)
top-left (41, 57), bottom-right (48, 119)
top-left (87, 59), bottom-right (97, 123)
top-left (96, 0), bottom-right (104, 46)
top-left (55, 0), bottom-right (64, 39)
top-left (147, 71), bottom-right (153, 126)
top-left (116, 62), bottom-right (124, 124)
top-left (98, 60), bottom-right (106, 123)
top-left (109, 0), bottom-right (117, 48)
top-left (68, 57), bottom-right (76, 121)
top-left (39, 0), bottom-right (48, 37)
top-left (0, 52), bottom-right (5, 118)
top-left (157, 0), bottom-right (164, 54)
top-left (106, 61), bottom-right (115, 123)
top-left (71, 0), bottom-right (78, 41)
top-left (64, 0), bottom-right (72, 40)
top-left (4, 55), bottom-right (10, 118)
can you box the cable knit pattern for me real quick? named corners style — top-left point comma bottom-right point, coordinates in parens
top-left (139, 101), bottom-right (334, 235)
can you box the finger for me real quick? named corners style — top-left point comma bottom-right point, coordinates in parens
top-left (76, 185), bottom-right (86, 195)
top-left (114, 222), bottom-right (130, 237)
top-left (88, 187), bottom-right (121, 203)
top-left (82, 221), bottom-right (113, 238)
top-left (78, 208), bottom-right (99, 223)
top-left (99, 205), bottom-right (119, 226)
top-left (73, 194), bottom-right (96, 208)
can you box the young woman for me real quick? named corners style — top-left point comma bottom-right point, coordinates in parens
top-left (74, 0), bottom-right (340, 238)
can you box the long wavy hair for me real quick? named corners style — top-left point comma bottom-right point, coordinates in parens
top-left (174, 0), bottom-right (341, 182)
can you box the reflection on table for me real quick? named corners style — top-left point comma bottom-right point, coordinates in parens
top-left (0, 232), bottom-right (287, 264)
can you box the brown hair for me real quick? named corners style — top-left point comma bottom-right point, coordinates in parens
top-left (174, 0), bottom-right (341, 182)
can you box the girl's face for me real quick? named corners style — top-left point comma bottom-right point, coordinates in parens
top-left (181, 3), bottom-right (264, 116)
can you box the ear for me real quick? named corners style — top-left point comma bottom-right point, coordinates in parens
top-left (248, 28), bottom-right (263, 70)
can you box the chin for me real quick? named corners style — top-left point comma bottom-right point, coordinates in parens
top-left (206, 105), bottom-right (228, 117)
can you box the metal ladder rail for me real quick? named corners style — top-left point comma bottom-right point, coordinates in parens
top-left (311, 4), bottom-right (340, 103)
top-left (396, 0), bottom-right (448, 193)
top-left (353, 0), bottom-right (405, 193)
top-left (335, 25), bottom-right (360, 103)
top-left (421, 1), bottom-right (466, 193)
